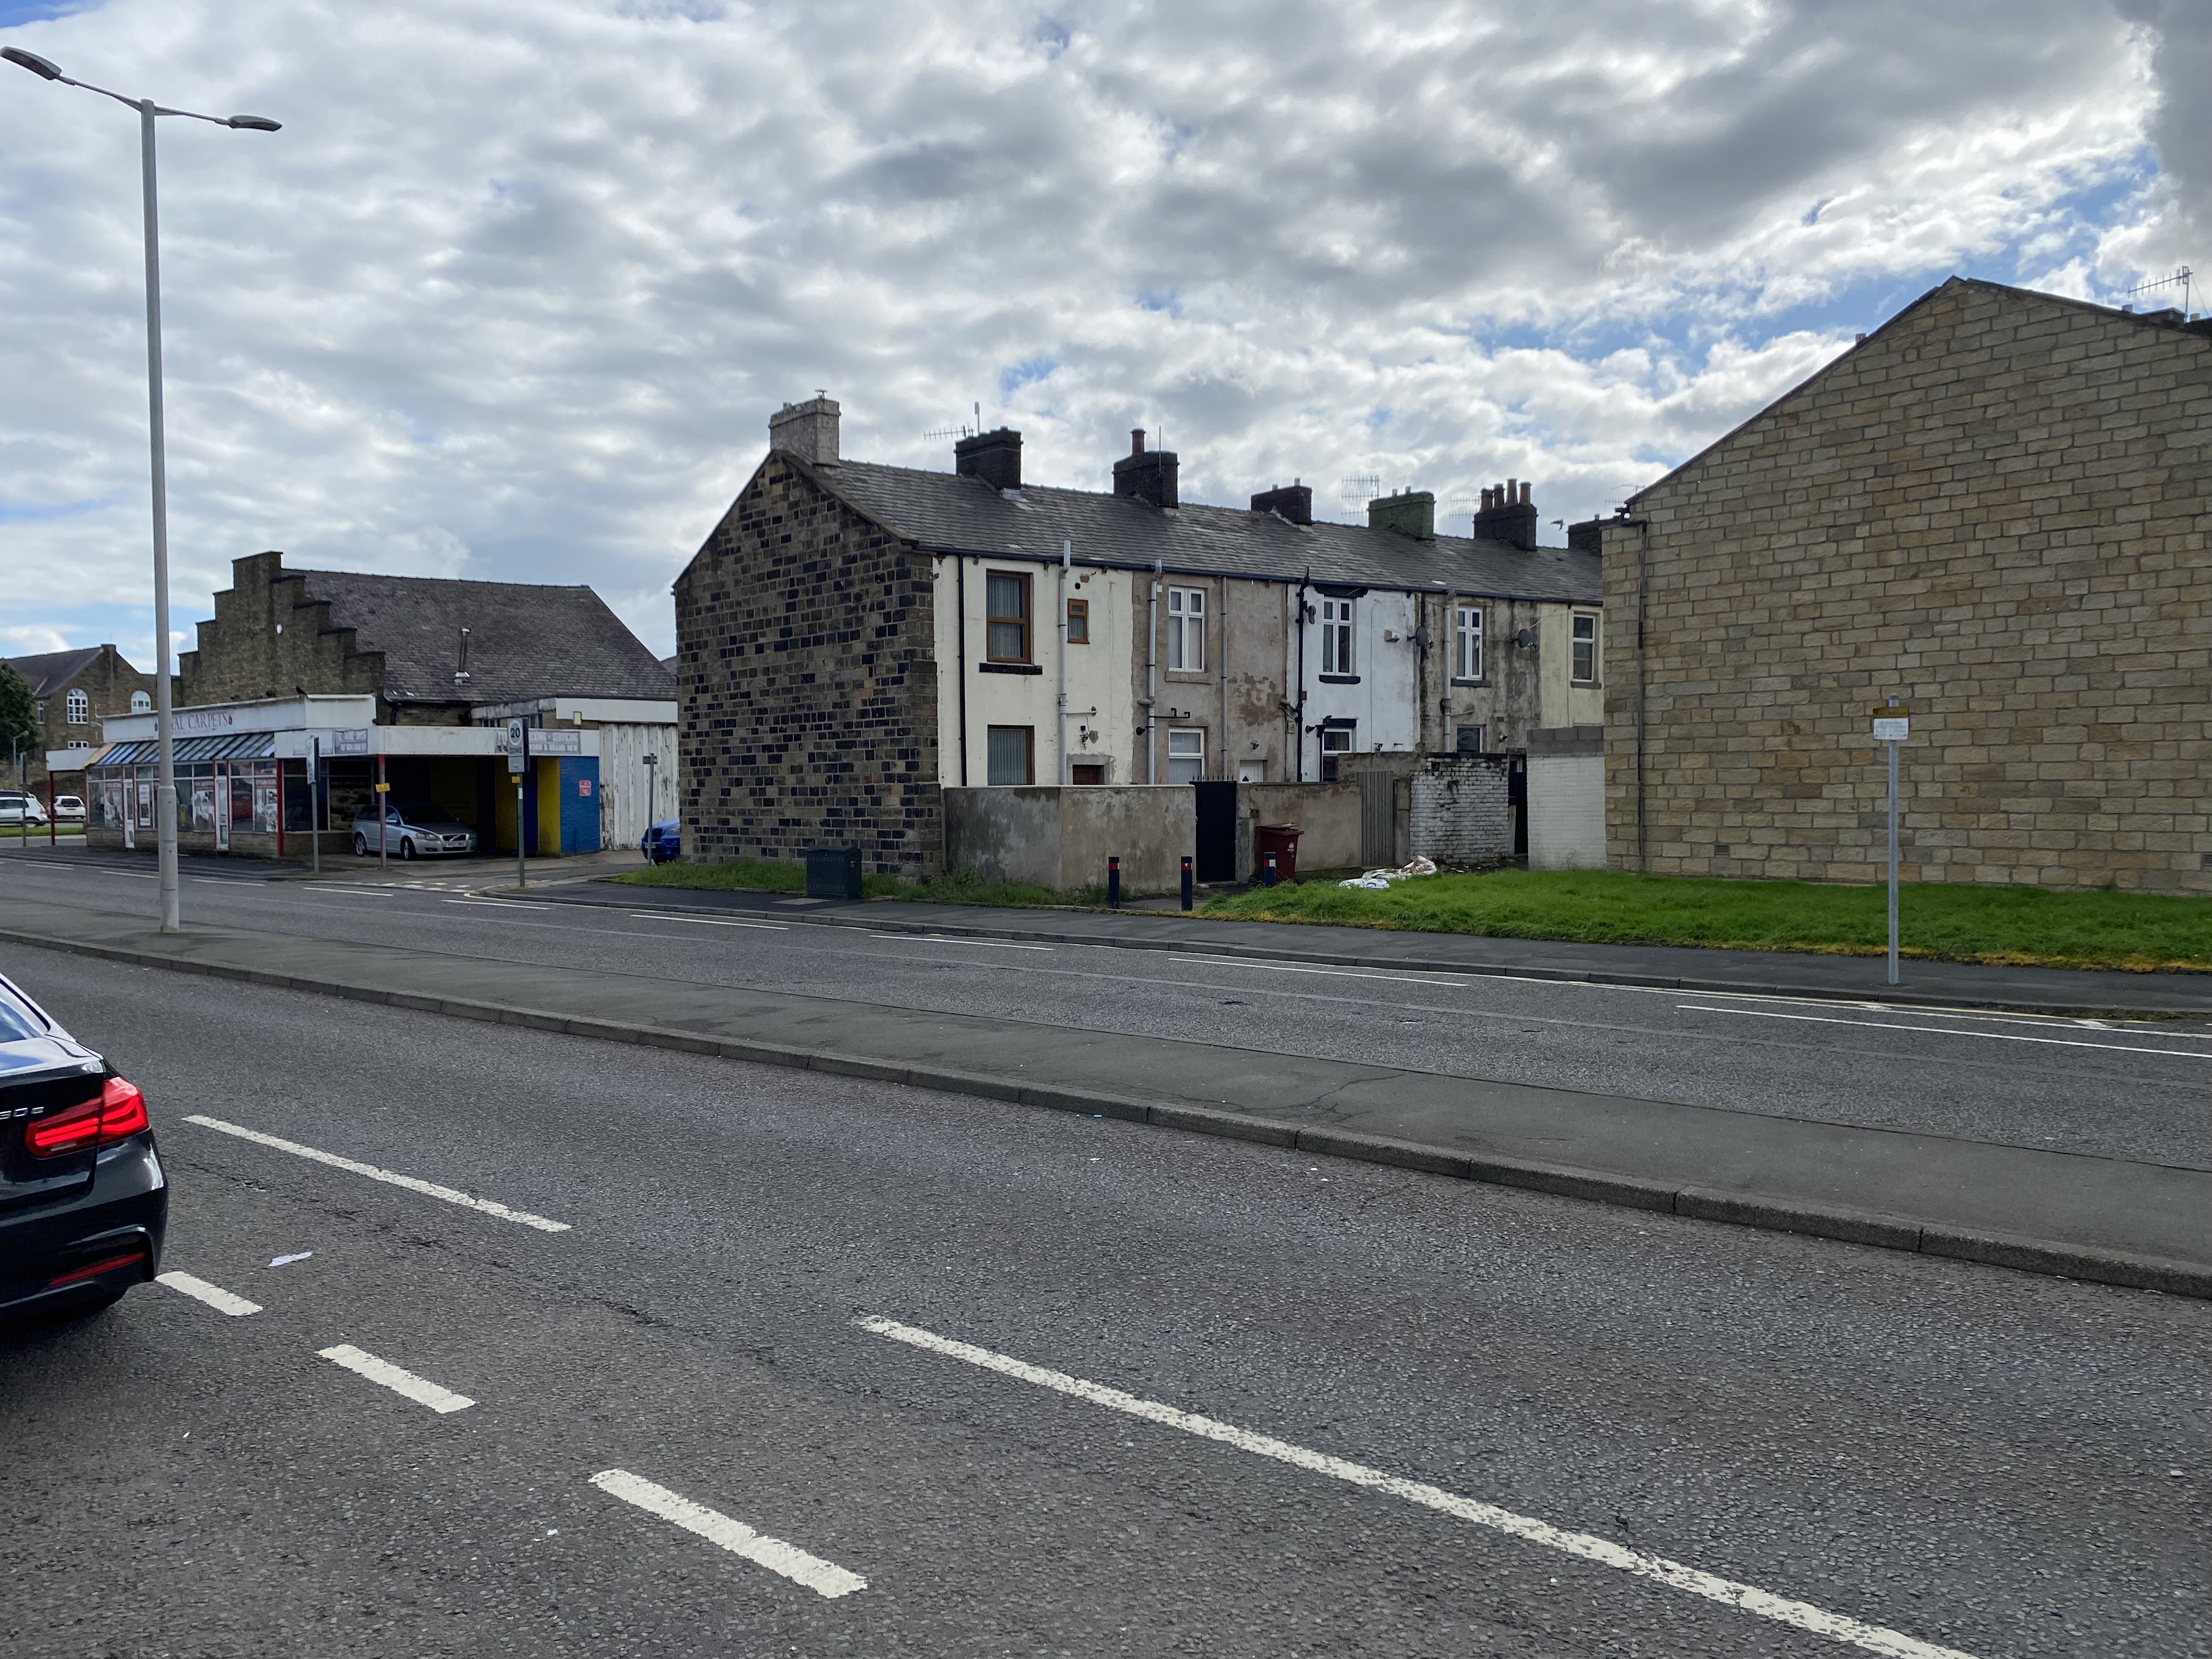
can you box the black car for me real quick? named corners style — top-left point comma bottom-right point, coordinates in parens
top-left (0, 973), bottom-right (166, 1321)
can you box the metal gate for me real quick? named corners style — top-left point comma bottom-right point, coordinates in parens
top-left (1193, 780), bottom-right (1239, 883)
top-left (1359, 771), bottom-right (1396, 866)
top-left (1508, 754), bottom-right (1529, 857)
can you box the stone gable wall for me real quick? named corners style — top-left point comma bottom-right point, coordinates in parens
top-left (674, 458), bottom-right (942, 877)
top-left (179, 552), bottom-right (387, 712)
top-left (21, 646), bottom-right (156, 791)
top-left (1604, 281), bottom-right (2212, 892)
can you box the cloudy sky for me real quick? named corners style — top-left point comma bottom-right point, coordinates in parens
top-left (0, 0), bottom-right (2203, 668)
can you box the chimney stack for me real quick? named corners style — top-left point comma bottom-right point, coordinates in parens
top-left (1250, 480), bottom-right (1312, 524)
top-left (1111, 427), bottom-right (1179, 509)
top-left (768, 393), bottom-right (840, 465)
top-left (1368, 488), bottom-right (1435, 540)
top-left (955, 427), bottom-right (1023, 492)
top-left (1472, 478), bottom-right (1538, 549)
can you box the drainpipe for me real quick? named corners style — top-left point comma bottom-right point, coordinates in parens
top-left (1057, 540), bottom-right (1071, 784)
top-left (1146, 558), bottom-right (1161, 783)
top-left (1216, 579), bottom-right (1228, 779)
top-left (955, 556), bottom-right (969, 786)
top-left (1294, 572), bottom-right (1309, 782)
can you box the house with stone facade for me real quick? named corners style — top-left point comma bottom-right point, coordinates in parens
top-left (1597, 276), bottom-right (2211, 893)
top-left (4, 645), bottom-right (157, 794)
top-left (673, 397), bottom-right (1604, 880)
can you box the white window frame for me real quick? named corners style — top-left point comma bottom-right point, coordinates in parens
top-left (65, 688), bottom-right (88, 725)
top-left (1572, 612), bottom-right (1599, 683)
top-left (1166, 727), bottom-right (1205, 784)
top-left (1453, 606), bottom-right (1482, 681)
top-left (1319, 725), bottom-right (1355, 755)
top-left (1319, 597), bottom-right (1355, 676)
top-left (130, 691), bottom-right (151, 713)
top-left (1167, 586), bottom-right (1205, 672)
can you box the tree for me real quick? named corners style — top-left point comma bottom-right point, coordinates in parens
top-left (0, 662), bottom-right (38, 786)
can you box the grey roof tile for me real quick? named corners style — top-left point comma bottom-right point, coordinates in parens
top-left (294, 570), bottom-right (673, 706)
top-left (812, 461), bottom-right (1602, 603)
top-left (5, 647), bottom-right (109, 698)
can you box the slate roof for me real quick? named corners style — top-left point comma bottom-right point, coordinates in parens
top-left (808, 460), bottom-right (1603, 603)
top-left (292, 570), bottom-right (674, 707)
top-left (5, 647), bottom-right (110, 697)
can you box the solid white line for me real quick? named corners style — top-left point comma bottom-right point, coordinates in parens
top-left (155, 1270), bottom-right (261, 1316)
top-left (1675, 1005), bottom-right (2212, 1060)
top-left (318, 1343), bottom-right (475, 1413)
top-left (589, 1469), bottom-right (866, 1599)
top-left (857, 1316), bottom-right (1979, 1659)
top-left (182, 1114), bottom-right (572, 1232)
top-left (1178, 955), bottom-right (1462, 987)
top-left (626, 912), bottom-right (789, 930)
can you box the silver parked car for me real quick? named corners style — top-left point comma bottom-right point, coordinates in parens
top-left (0, 791), bottom-right (50, 827)
top-left (349, 800), bottom-right (477, 860)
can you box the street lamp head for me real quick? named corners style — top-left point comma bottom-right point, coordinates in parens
top-left (225, 114), bottom-right (281, 131)
top-left (2, 47), bottom-right (64, 80)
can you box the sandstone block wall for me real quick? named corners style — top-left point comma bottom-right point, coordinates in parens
top-left (674, 458), bottom-right (943, 878)
top-left (1604, 279), bottom-right (2212, 893)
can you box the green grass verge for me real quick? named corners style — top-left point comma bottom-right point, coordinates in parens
top-left (1201, 867), bottom-right (2212, 973)
top-left (610, 859), bottom-right (1107, 909)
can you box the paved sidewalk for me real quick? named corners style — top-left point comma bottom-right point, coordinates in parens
top-left (4, 895), bottom-right (2206, 1301)
top-left (563, 878), bottom-right (2212, 1018)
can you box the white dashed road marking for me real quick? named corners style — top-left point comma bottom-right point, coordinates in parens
top-left (184, 1114), bottom-right (571, 1232)
top-left (859, 1315), bottom-right (1981, 1659)
top-left (589, 1469), bottom-right (866, 1599)
top-left (318, 1344), bottom-right (475, 1413)
top-left (625, 912), bottom-right (789, 930)
top-left (155, 1271), bottom-right (261, 1316)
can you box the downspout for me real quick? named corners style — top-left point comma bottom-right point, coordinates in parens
top-left (956, 556), bottom-right (969, 786)
top-left (1147, 561), bottom-right (1164, 782)
top-left (1414, 590), bottom-right (1429, 754)
top-left (1057, 540), bottom-right (1071, 784)
top-left (1294, 572), bottom-right (1309, 782)
top-left (1217, 578), bottom-right (1228, 778)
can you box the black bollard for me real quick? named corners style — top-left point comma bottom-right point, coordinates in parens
top-left (1263, 851), bottom-right (1277, 887)
top-left (1108, 855), bottom-right (1121, 909)
top-left (1180, 855), bottom-right (1194, 911)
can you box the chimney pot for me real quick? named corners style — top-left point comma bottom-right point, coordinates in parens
top-left (1474, 479), bottom-right (1539, 550)
top-left (1131, 428), bottom-right (1147, 456)
top-left (1113, 432), bottom-right (1178, 508)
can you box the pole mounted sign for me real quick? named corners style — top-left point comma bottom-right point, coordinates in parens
top-left (505, 718), bottom-right (527, 776)
top-left (1872, 702), bottom-right (1910, 986)
top-left (507, 719), bottom-right (529, 888)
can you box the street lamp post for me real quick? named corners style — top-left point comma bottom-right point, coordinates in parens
top-left (3, 47), bottom-right (279, 933)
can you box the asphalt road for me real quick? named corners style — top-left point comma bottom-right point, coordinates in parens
top-left (3, 945), bottom-right (2208, 1658)
top-left (4, 853), bottom-right (2210, 1167)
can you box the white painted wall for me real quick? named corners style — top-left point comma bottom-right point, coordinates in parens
top-left (1528, 752), bottom-right (1607, 869)
top-left (1291, 587), bottom-right (1422, 777)
top-left (594, 721), bottom-right (680, 850)
top-left (933, 555), bottom-right (1137, 785)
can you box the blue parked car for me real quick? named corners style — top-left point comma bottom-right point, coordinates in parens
top-left (641, 819), bottom-right (680, 864)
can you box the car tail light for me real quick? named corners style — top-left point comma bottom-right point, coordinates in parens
top-left (47, 1246), bottom-right (148, 1288)
top-left (26, 1077), bottom-right (149, 1158)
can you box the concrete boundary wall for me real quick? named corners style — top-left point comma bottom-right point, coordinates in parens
top-left (945, 786), bottom-right (1195, 890)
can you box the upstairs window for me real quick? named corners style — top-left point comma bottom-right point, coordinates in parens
top-left (1572, 612), bottom-right (1599, 683)
top-left (986, 572), bottom-right (1030, 663)
top-left (1319, 597), bottom-right (1355, 676)
top-left (1167, 587), bottom-right (1205, 672)
top-left (65, 688), bottom-right (88, 724)
top-left (130, 691), bottom-right (152, 713)
top-left (1453, 606), bottom-right (1482, 681)
top-left (1066, 597), bottom-right (1089, 644)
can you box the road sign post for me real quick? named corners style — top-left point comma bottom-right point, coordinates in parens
top-left (1871, 701), bottom-right (1910, 986)
top-left (507, 718), bottom-right (528, 889)
top-left (308, 736), bottom-right (320, 876)
top-left (375, 753), bottom-right (389, 870)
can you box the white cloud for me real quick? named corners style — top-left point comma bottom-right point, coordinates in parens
top-left (0, 0), bottom-right (2182, 659)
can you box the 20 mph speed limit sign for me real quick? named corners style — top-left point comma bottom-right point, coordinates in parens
top-left (506, 718), bottom-right (527, 775)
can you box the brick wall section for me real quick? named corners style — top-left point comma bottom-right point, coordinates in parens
top-left (179, 552), bottom-right (388, 711)
top-left (1410, 755), bottom-right (1512, 865)
top-left (1605, 279), bottom-right (2212, 893)
top-left (674, 456), bottom-right (943, 877)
